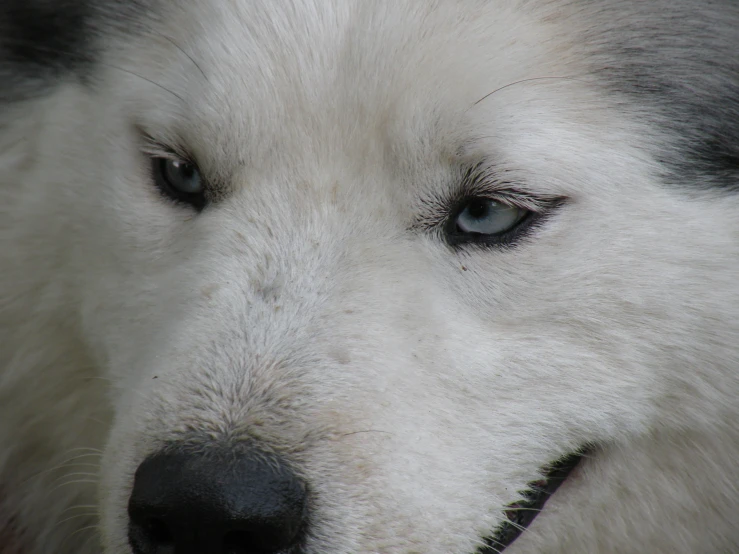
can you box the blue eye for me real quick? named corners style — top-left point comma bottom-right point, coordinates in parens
top-left (444, 197), bottom-right (535, 247)
top-left (152, 157), bottom-right (207, 211)
top-left (455, 198), bottom-right (527, 235)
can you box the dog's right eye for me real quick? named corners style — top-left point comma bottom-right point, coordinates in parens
top-left (152, 157), bottom-right (207, 212)
top-left (444, 196), bottom-right (536, 247)
top-left (454, 198), bottom-right (527, 236)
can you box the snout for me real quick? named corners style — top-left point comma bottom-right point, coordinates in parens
top-left (127, 445), bottom-right (307, 554)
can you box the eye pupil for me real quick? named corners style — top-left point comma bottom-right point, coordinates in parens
top-left (176, 161), bottom-right (194, 177)
top-left (466, 199), bottom-right (492, 219)
top-left (152, 156), bottom-right (206, 211)
top-left (164, 160), bottom-right (199, 191)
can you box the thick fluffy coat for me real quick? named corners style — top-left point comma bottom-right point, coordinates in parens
top-left (1, 1), bottom-right (738, 552)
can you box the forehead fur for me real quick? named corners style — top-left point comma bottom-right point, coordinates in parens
top-left (110, 1), bottom-right (571, 173)
top-left (84, 0), bottom-right (736, 199)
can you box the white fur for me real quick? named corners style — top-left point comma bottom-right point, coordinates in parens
top-left (1, 1), bottom-right (738, 552)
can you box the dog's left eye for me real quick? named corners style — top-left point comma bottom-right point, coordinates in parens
top-left (448, 198), bottom-right (529, 244)
top-left (152, 157), bottom-right (207, 211)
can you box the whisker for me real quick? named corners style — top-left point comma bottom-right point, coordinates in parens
top-left (496, 518), bottom-right (529, 534)
top-left (59, 504), bottom-right (100, 517)
top-left (481, 541), bottom-right (504, 554)
top-left (79, 529), bottom-right (102, 554)
top-left (472, 75), bottom-right (591, 106)
top-left (104, 63), bottom-right (186, 102)
top-left (477, 534), bottom-right (506, 554)
top-left (504, 506), bottom-right (543, 513)
top-left (21, 451), bottom-right (103, 486)
top-left (48, 478), bottom-right (99, 497)
top-left (161, 35), bottom-right (209, 82)
top-left (339, 429), bottom-right (394, 438)
top-left (0, 41), bottom-right (186, 103)
top-left (58, 523), bottom-right (100, 552)
top-left (54, 512), bottom-right (99, 531)
top-left (50, 471), bottom-right (100, 487)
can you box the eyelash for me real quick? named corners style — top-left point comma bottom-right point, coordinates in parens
top-left (417, 190), bottom-right (548, 226)
top-left (416, 170), bottom-right (565, 247)
top-left (140, 137), bottom-right (188, 166)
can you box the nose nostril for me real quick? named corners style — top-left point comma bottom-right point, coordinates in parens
top-left (129, 517), bottom-right (175, 554)
top-left (145, 518), bottom-right (174, 547)
top-left (222, 527), bottom-right (302, 554)
top-left (222, 531), bottom-right (251, 554)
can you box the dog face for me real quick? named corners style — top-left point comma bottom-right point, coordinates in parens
top-left (2, 1), bottom-right (738, 552)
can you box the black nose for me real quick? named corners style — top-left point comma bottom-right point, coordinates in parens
top-left (128, 445), bottom-right (307, 554)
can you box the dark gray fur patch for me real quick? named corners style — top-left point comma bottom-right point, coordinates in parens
top-left (576, 0), bottom-right (739, 192)
top-left (0, 0), bottom-right (154, 103)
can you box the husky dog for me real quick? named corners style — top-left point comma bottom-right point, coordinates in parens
top-left (1, 1), bottom-right (738, 553)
